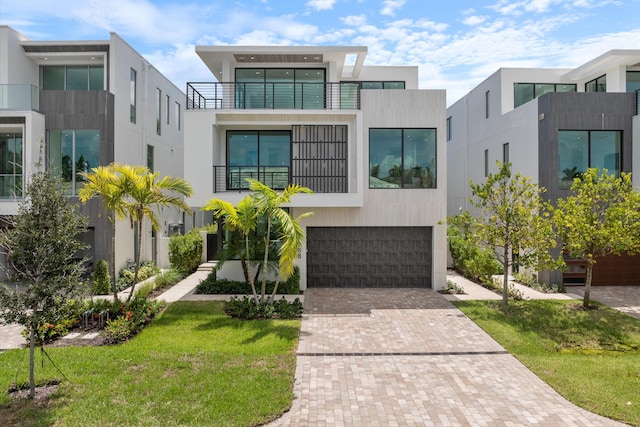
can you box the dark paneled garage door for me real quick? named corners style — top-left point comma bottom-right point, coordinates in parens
top-left (307, 226), bottom-right (432, 288)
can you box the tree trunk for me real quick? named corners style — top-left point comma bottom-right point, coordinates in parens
top-left (270, 279), bottom-right (280, 302)
top-left (260, 219), bottom-right (271, 303)
top-left (584, 261), bottom-right (593, 308)
top-left (29, 324), bottom-right (35, 399)
top-left (128, 218), bottom-right (142, 302)
top-left (245, 236), bottom-right (259, 305)
top-left (111, 216), bottom-right (118, 301)
top-left (502, 246), bottom-right (509, 305)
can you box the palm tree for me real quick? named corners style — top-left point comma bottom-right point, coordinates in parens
top-left (112, 164), bottom-right (193, 300)
top-left (203, 196), bottom-right (260, 304)
top-left (248, 179), bottom-right (313, 302)
top-left (79, 165), bottom-right (127, 300)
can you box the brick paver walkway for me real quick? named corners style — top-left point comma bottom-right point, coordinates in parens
top-left (271, 288), bottom-right (626, 426)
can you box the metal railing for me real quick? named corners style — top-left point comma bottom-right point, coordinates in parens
top-left (0, 84), bottom-right (40, 110)
top-left (214, 166), bottom-right (291, 192)
top-left (187, 82), bottom-right (360, 110)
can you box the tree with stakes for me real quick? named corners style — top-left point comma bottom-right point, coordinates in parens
top-left (0, 167), bottom-right (89, 399)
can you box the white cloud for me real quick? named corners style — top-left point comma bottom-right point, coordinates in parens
top-left (342, 14), bottom-right (368, 26)
top-left (380, 0), bottom-right (406, 17)
top-left (462, 15), bottom-right (486, 26)
top-left (306, 0), bottom-right (336, 11)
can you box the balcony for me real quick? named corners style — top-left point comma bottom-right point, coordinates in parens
top-left (187, 82), bottom-right (360, 110)
top-left (0, 84), bottom-right (40, 111)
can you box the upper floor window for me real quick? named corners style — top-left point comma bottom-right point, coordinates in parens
top-left (514, 83), bottom-right (577, 108)
top-left (369, 128), bottom-right (436, 189)
top-left (353, 81), bottom-right (405, 90)
top-left (130, 68), bottom-right (137, 124)
top-left (626, 71), bottom-right (640, 93)
top-left (147, 144), bottom-right (154, 172)
top-left (558, 130), bottom-right (621, 189)
top-left (42, 66), bottom-right (104, 91)
top-left (446, 117), bottom-right (452, 141)
top-left (156, 88), bottom-right (162, 136)
top-left (175, 101), bottom-right (181, 130)
top-left (0, 131), bottom-right (23, 198)
top-left (484, 149), bottom-right (489, 177)
top-left (485, 90), bottom-right (490, 118)
top-left (166, 94), bottom-right (170, 125)
top-left (49, 129), bottom-right (100, 195)
top-left (503, 143), bottom-right (509, 163)
top-left (235, 68), bottom-right (325, 109)
top-left (585, 75), bottom-right (606, 92)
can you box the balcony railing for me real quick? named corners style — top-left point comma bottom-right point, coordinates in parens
top-left (187, 82), bottom-right (360, 110)
top-left (0, 84), bottom-right (40, 111)
top-left (214, 166), bottom-right (291, 192)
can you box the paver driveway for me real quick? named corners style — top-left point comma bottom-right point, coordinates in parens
top-left (271, 288), bottom-right (626, 426)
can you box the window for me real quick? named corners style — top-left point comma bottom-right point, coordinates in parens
top-left (626, 71), bottom-right (640, 93)
top-left (49, 129), bottom-right (100, 195)
top-left (166, 94), bottom-right (170, 125)
top-left (175, 102), bottom-right (181, 130)
top-left (0, 132), bottom-right (23, 197)
top-left (226, 130), bottom-right (290, 190)
top-left (446, 117), bottom-right (452, 141)
top-left (485, 90), bottom-right (490, 118)
top-left (42, 66), bottom-right (104, 91)
top-left (484, 149), bottom-right (489, 177)
top-left (369, 128), bottom-right (436, 189)
top-left (130, 68), bottom-right (137, 124)
top-left (235, 68), bottom-right (325, 109)
top-left (503, 143), bottom-right (509, 163)
top-left (585, 75), bottom-right (606, 92)
top-left (147, 145), bottom-right (154, 172)
top-left (156, 88), bottom-right (161, 136)
top-left (558, 130), bottom-right (621, 188)
top-left (357, 81), bottom-right (405, 90)
top-left (514, 83), bottom-right (577, 108)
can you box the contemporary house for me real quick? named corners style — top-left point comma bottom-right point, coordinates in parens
top-left (0, 26), bottom-right (185, 277)
top-left (447, 49), bottom-right (640, 285)
top-left (184, 45), bottom-right (447, 290)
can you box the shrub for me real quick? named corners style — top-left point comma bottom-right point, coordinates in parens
top-left (448, 214), bottom-right (501, 285)
top-left (100, 295), bottom-right (166, 343)
top-left (153, 268), bottom-right (184, 289)
top-left (169, 230), bottom-right (203, 275)
top-left (103, 316), bottom-right (134, 343)
top-left (195, 266), bottom-right (300, 295)
top-left (225, 296), bottom-right (303, 320)
top-left (116, 262), bottom-right (160, 291)
top-left (513, 271), bottom-right (565, 294)
top-left (92, 260), bottom-right (111, 295)
top-left (23, 298), bottom-right (86, 344)
top-left (439, 280), bottom-right (465, 295)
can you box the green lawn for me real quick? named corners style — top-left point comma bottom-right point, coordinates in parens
top-left (455, 299), bottom-right (640, 426)
top-left (0, 301), bottom-right (300, 427)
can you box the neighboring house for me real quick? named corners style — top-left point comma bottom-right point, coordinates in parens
top-left (185, 45), bottom-right (447, 290)
top-left (0, 26), bottom-right (185, 277)
top-left (447, 49), bottom-right (640, 286)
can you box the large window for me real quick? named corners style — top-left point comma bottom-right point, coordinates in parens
top-left (558, 130), bottom-right (621, 189)
top-left (42, 66), bottom-right (104, 91)
top-left (235, 68), bottom-right (325, 109)
top-left (585, 75), bottom-right (606, 92)
top-left (514, 83), bottom-right (577, 108)
top-left (49, 129), bottom-right (100, 195)
top-left (0, 132), bottom-right (23, 197)
top-left (226, 130), bottom-right (290, 190)
top-left (369, 128), bottom-right (436, 189)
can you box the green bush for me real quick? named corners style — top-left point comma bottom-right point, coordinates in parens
top-left (92, 260), bottom-right (111, 295)
top-left (116, 261), bottom-right (160, 291)
top-left (448, 213), bottom-right (501, 285)
top-left (195, 266), bottom-right (300, 295)
top-left (23, 298), bottom-right (87, 344)
top-left (169, 230), bottom-right (203, 275)
top-left (225, 296), bottom-right (302, 320)
top-left (100, 295), bottom-right (166, 343)
top-left (153, 268), bottom-right (184, 289)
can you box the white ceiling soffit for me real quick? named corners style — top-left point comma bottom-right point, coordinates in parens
top-left (562, 49), bottom-right (640, 81)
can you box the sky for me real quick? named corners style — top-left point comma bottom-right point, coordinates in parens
top-left (1, 0), bottom-right (639, 105)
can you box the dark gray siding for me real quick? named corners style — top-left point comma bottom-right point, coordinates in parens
top-left (41, 90), bottom-right (115, 268)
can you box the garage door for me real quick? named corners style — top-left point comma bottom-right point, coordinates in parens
top-left (307, 226), bottom-right (432, 288)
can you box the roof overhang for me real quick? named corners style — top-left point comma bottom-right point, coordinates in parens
top-left (562, 49), bottom-right (640, 81)
top-left (21, 41), bottom-right (109, 65)
top-left (195, 45), bottom-right (367, 81)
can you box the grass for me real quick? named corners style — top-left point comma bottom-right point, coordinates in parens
top-left (454, 299), bottom-right (640, 426)
top-left (0, 301), bottom-right (300, 427)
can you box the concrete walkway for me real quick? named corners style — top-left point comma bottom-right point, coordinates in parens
top-left (271, 287), bottom-right (627, 426)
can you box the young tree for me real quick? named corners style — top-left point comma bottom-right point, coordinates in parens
top-left (469, 162), bottom-right (559, 305)
top-left (248, 179), bottom-right (313, 302)
top-left (554, 168), bottom-right (640, 307)
top-left (79, 165), bottom-right (127, 300)
top-left (0, 169), bottom-right (88, 399)
top-left (113, 164), bottom-right (193, 301)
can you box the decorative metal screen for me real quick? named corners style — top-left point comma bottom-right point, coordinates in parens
top-left (291, 125), bottom-right (347, 193)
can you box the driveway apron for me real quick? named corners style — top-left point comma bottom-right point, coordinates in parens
top-left (271, 288), bottom-right (626, 426)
